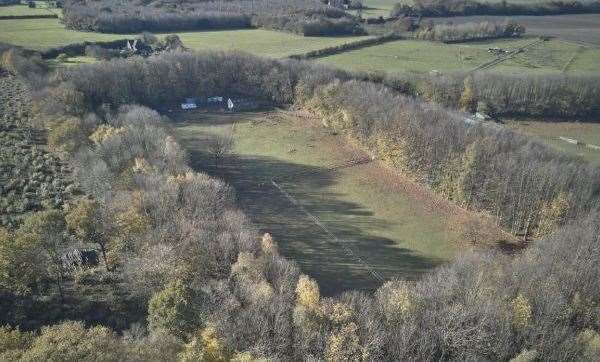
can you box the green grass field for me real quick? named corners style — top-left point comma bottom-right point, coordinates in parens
top-left (350, 0), bottom-right (398, 18)
top-left (0, 18), bottom-right (124, 49)
top-left (318, 37), bottom-right (600, 74)
top-left (176, 30), bottom-right (371, 58)
top-left (506, 120), bottom-right (600, 166)
top-left (0, 18), bottom-right (370, 57)
top-left (172, 110), bottom-right (507, 294)
top-left (0, 2), bottom-right (57, 17)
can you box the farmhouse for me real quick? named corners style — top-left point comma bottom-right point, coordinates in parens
top-left (180, 96), bottom-right (269, 111)
top-left (227, 97), bottom-right (270, 111)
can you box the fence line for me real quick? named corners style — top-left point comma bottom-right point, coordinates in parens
top-left (270, 179), bottom-right (385, 283)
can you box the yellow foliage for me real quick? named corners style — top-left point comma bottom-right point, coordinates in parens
top-left (511, 294), bottom-right (532, 329)
top-left (88, 124), bottom-right (124, 145)
top-left (179, 326), bottom-right (228, 362)
top-left (231, 252), bottom-right (263, 281)
top-left (537, 192), bottom-right (570, 237)
top-left (322, 302), bottom-right (354, 325)
top-left (168, 171), bottom-right (197, 184)
top-left (231, 351), bottom-right (268, 362)
top-left (260, 233), bottom-right (278, 256)
top-left (577, 329), bottom-right (600, 361)
top-left (459, 77), bottom-right (477, 113)
top-left (509, 349), bottom-right (538, 362)
top-left (47, 118), bottom-right (85, 154)
top-left (114, 202), bottom-right (150, 238)
top-left (378, 281), bottom-right (414, 323)
top-left (65, 198), bottom-right (99, 241)
top-left (132, 157), bottom-right (153, 174)
top-left (325, 323), bottom-right (363, 362)
top-left (296, 275), bottom-right (320, 310)
top-left (375, 135), bottom-right (412, 175)
top-left (435, 156), bottom-right (462, 201)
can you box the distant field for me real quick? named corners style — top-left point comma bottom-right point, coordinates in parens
top-left (506, 120), bottom-right (600, 166)
top-left (0, 3), bottom-right (57, 17)
top-left (431, 14), bottom-right (600, 46)
top-left (318, 37), bottom-right (600, 74)
top-left (173, 110), bottom-right (508, 294)
top-left (351, 0), bottom-right (397, 18)
top-left (0, 18), bottom-right (124, 49)
top-left (0, 18), bottom-right (370, 57)
top-left (176, 30), bottom-right (371, 58)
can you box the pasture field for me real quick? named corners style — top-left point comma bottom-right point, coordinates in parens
top-left (432, 14), bottom-right (600, 46)
top-left (0, 18), bottom-right (124, 49)
top-left (506, 120), bottom-right (600, 166)
top-left (176, 30), bottom-right (371, 58)
top-left (172, 109), bottom-right (508, 294)
top-left (350, 0), bottom-right (397, 18)
top-left (318, 37), bottom-right (600, 74)
top-left (0, 2), bottom-right (57, 17)
top-left (0, 18), bottom-right (371, 57)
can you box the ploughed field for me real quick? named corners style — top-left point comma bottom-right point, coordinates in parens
top-left (172, 109), bottom-right (508, 295)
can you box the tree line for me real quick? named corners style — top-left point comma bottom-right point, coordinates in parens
top-left (415, 20), bottom-right (525, 43)
top-left (0, 50), bottom-right (599, 360)
top-left (62, 0), bottom-right (363, 36)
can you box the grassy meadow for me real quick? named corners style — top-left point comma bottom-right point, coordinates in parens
top-left (172, 110), bottom-right (508, 294)
top-left (506, 120), bottom-right (600, 166)
top-left (0, 2), bottom-right (58, 17)
top-left (318, 37), bottom-right (600, 74)
top-left (0, 17), bottom-right (371, 57)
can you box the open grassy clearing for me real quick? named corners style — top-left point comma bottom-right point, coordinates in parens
top-left (172, 109), bottom-right (508, 294)
top-left (505, 120), bottom-right (600, 166)
top-left (318, 36), bottom-right (600, 74)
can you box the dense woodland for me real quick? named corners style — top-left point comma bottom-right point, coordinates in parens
top-left (391, 0), bottom-right (600, 17)
top-left (62, 0), bottom-right (363, 36)
top-left (0, 49), bottom-right (599, 360)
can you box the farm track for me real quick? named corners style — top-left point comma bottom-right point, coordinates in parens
top-left (471, 37), bottom-right (546, 72)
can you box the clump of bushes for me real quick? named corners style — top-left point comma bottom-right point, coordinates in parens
top-left (416, 20), bottom-right (525, 43)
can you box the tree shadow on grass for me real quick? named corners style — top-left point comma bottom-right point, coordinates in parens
top-left (173, 116), bottom-right (446, 296)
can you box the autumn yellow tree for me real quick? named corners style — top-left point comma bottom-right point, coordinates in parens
top-left (179, 326), bottom-right (229, 362)
top-left (66, 198), bottom-right (111, 270)
top-left (459, 76), bottom-right (477, 113)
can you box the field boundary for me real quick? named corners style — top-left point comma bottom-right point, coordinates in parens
top-left (288, 34), bottom-right (402, 60)
top-left (40, 39), bottom-right (131, 58)
top-left (270, 178), bottom-right (385, 283)
top-left (0, 14), bottom-right (58, 20)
